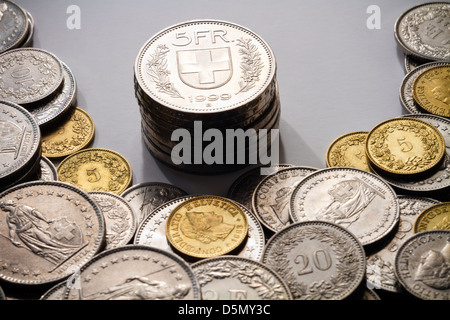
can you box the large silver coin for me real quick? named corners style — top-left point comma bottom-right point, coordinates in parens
top-left (395, 229), bottom-right (450, 300)
top-left (0, 181), bottom-right (106, 285)
top-left (261, 221), bottom-right (366, 300)
top-left (135, 19), bottom-right (276, 115)
top-left (395, 2), bottom-right (450, 62)
top-left (40, 281), bottom-right (67, 300)
top-left (120, 182), bottom-right (188, 225)
top-left (0, 0), bottom-right (29, 54)
top-left (64, 245), bottom-right (201, 300)
top-left (289, 167), bottom-right (400, 247)
top-left (366, 195), bottom-right (440, 293)
top-left (0, 48), bottom-right (64, 105)
top-left (252, 166), bottom-right (318, 233)
top-left (88, 191), bottom-right (137, 251)
top-left (192, 256), bottom-right (292, 300)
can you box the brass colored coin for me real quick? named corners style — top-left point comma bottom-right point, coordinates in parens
top-left (57, 148), bottom-right (133, 195)
top-left (41, 107), bottom-right (95, 159)
top-left (165, 195), bottom-right (248, 259)
top-left (413, 65), bottom-right (450, 117)
top-left (366, 118), bottom-right (446, 176)
top-left (414, 202), bottom-right (450, 233)
top-left (326, 131), bottom-right (371, 172)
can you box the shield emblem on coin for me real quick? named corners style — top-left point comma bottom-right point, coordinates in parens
top-left (47, 217), bottom-right (83, 246)
top-left (177, 48), bottom-right (232, 89)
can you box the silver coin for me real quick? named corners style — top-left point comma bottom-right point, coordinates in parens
top-left (36, 155), bottom-right (58, 181)
top-left (40, 281), bottom-right (67, 300)
top-left (252, 166), bottom-right (318, 233)
top-left (395, 229), bottom-right (450, 300)
top-left (0, 180), bottom-right (106, 285)
top-left (261, 221), bottom-right (366, 300)
top-left (0, 285), bottom-right (4, 300)
top-left (404, 54), bottom-right (428, 74)
top-left (289, 167), bottom-right (400, 247)
top-left (394, 2), bottom-right (450, 62)
top-left (88, 191), bottom-right (137, 251)
top-left (399, 61), bottom-right (450, 114)
top-left (64, 244), bottom-right (201, 300)
top-left (0, 0), bottom-right (29, 54)
top-left (0, 48), bottom-right (64, 105)
top-left (120, 182), bottom-right (188, 225)
top-left (19, 10), bottom-right (34, 48)
top-left (28, 61), bottom-right (77, 127)
top-left (0, 100), bottom-right (41, 186)
top-left (191, 256), bottom-right (292, 300)
top-left (366, 195), bottom-right (440, 293)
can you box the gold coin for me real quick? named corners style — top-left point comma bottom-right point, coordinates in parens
top-left (57, 148), bottom-right (132, 194)
top-left (41, 107), bottom-right (95, 158)
top-left (166, 195), bottom-right (248, 259)
top-left (326, 131), bottom-right (371, 172)
top-left (366, 118), bottom-right (446, 176)
top-left (413, 65), bottom-right (450, 118)
top-left (414, 202), bottom-right (450, 233)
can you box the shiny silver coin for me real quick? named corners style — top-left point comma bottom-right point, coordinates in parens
top-left (395, 2), bottom-right (450, 62)
top-left (28, 61), bottom-right (77, 127)
top-left (88, 191), bottom-right (137, 251)
top-left (36, 156), bottom-right (58, 181)
top-left (64, 245), bottom-right (201, 300)
top-left (404, 54), bottom-right (428, 73)
top-left (120, 182), bottom-right (188, 225)
top-left (399, 61), bottom-right (450, 114)
top-left (289, 167), bottom-right (400, 247)
top-left (0, 180), bottom-right (106, 285)
top-left (252, 166), bottom-right (318, 233)
top-left (40, 281), bottom-right (67, 300)
top-left (395, 229), bottom-right (450, 300)
top-left (0, 0), bottom-right (29, 54)
top-left (262, 221), bottom-right (366, 300)
top-left (366, 195), bottom-right (440, 293)
top-left (192, 256), bottom-right (292, 300)
top-left (18, 10), bottom-right (34, 48)
top-left (0, 100), bottom-right (41, 187)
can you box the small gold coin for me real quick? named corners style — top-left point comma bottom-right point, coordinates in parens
top-left (366, 118), bottom-right (446, 176)
top-left (326, 131), bottom-right (371, 172)
top-left (166, 195), bottom-right (248, 259)
top-left (57, 148), bottom-right (132, 194)
top-left (414, 202), bottom-right (450, 233)
top-left (413, 65), bottom-right (450, 118)
top-left (41, 107), bottom-right (95, 158)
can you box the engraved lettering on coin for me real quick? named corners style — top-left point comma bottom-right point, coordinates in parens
top-left (414, 202), bottom-right (450, 233)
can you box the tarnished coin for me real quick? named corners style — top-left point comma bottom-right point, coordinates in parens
top-left (395, 230), bottom-right (450, 300)
top-left (0, 48), bottom-right (64, 105)
top-left (289, 167), bottom-right (399, 247)
top-left (0, 0), bottom-right (29, 54)
top-left (252, 166), bottom-right (318, 233)
top-left (0, 100), bottom-right (41, 187)
top-left (192, 256), bottom-right (292, 300)
top-left (326, 131), bottom-right (371, 172)
top-left (415, 202), bottom-right (450, 233)
top-left (36, 156), bottom-right (58, 181)
top-left (366, 117), bottom-right (446, 177)
top-left (88, 191), bottom-right (137, 250)
top-left (0, 181), bottom-right (106, 285)
top-left (29, 61), bottom-right (77, 127)
top-left (165, 195), bottom-right (248, 259)
top-left (57, 148), bottom-right (132, 195)
top-left (40, 281), bottom-right (68, 300)
top-left (41, 107), bottom-right (95, 159)
top-left (120, 182), bottom-right (188, 225)
top-left (135, 196), bottom-right (265, 262)
top-left (261, 221), bottom-right (366, 300)
top-left (412, 65), bottom-right (450, 118)
top-left (64, 245), bottom-right (201, 300)
top-left (366, 195), bottom-right (440, 293)
top-left (394, 2), bottom-right (450, 62)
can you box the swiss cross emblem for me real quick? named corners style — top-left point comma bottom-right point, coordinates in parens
top-left (177, 47), bottom-right (233, 89)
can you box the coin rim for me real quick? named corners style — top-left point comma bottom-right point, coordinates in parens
top-left (414, 201), bottom-right (450, 233)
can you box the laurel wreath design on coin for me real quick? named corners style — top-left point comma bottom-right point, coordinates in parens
top-left (236, 38), bottom-right (263, 94)
top-left (399, 4), bottom-right (450, 60)
top-left (328, 134), bottom-right (367, 167)
top-left (146, 44), bottom-right (184, 99)
top-left (194, 259), bottom-right (288, 299)
top-left (265, 225), bottom-right (362, 300)
top-left (0, 51), bottom-right (60, 101)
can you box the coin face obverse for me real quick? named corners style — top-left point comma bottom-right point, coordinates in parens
top-left (326, 131), bottom-right (371, 172)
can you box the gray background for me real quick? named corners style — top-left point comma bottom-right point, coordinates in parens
top-left (15, 0), bottom-right (428, 197)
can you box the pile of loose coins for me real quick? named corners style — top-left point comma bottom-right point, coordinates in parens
top-left (0, 1), bottom-right (449, 301)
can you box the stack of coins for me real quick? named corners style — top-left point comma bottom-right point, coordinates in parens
top-left (134, 19), bottom-right (279, 174)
